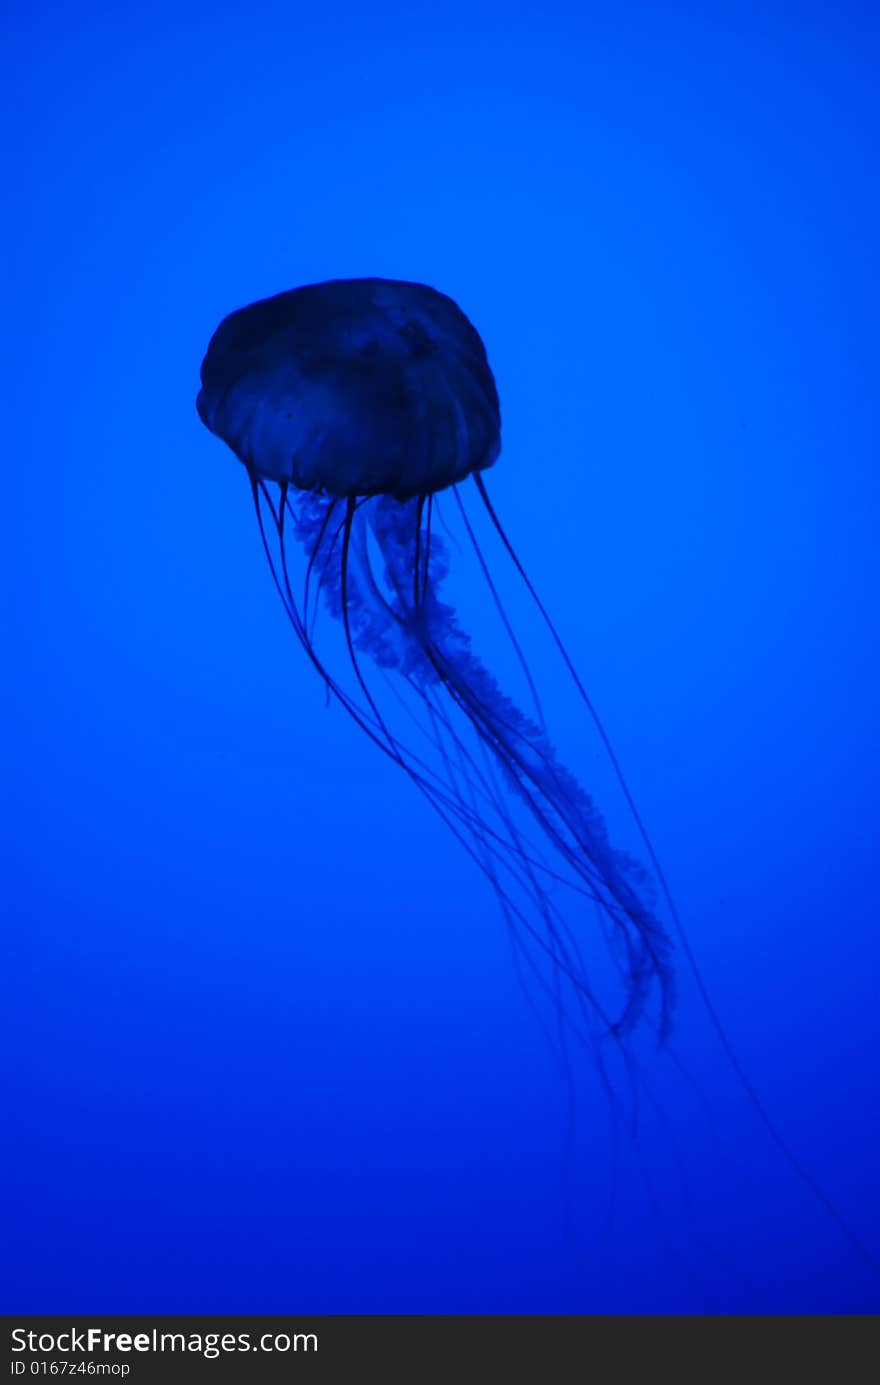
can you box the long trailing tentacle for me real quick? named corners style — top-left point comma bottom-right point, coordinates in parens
top-left (451, 485), bottom-right (546, 730)
top-left (254, 469), bottom-right (879, 1273)
top-left (357, 490), bottom-right (674, 1036)
top-left (250, 471), bottom-right (804, 1284)
top-left (253, 475), bottom-right (627, 1041)
top-left (471, 471), bottom-right (880, 1274)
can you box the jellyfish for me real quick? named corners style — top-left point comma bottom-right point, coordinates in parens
top-left (196, 277), bottom-right (674, 1048)
top-left (195, 276), bottom-right (879, 1279)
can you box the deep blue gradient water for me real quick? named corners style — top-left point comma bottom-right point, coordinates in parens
top-left (5, 3), bottom-right (879, 1314)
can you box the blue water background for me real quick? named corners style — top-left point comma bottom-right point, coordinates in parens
top-left (5, 2), bottom-right (879, 1312)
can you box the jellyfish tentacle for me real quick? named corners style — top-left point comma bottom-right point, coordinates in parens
top-left (473, 472), bottom-right (676, 913)
top-left (349, 503), bottom-right (643, 959)
top-left (423, 511), bottom-right (668, 1027)
top-left (343, 493), bottom-right (674, 1035)
top-left (272, 484), bottom-right (633, 1037)
top-left (451, 485), bottom-right (546, 731)
top-left (379, 655), bottom-right (613, 922)
top-left (283, 487), bottom-right (668, 1035)
top-left (421, 495), bottom-right (433, 604)
top-left (472, 472), bottom-right (880, 1273)
top-left (302, 492), bottom-right (338, 631)
top-left (427, 638), bottom-right (673, 1035)
top-left (412, 494), bottom-right (426, 608)
top-left (339, 498), bottom-right (610, 1027)
top-left (262, 482), bottom-right (601, 1018)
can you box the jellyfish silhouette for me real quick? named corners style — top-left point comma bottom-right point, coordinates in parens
top-left (196, 277), bottom-right (673, 1045)
top-left (195, 276), bottom-right (879, 1275)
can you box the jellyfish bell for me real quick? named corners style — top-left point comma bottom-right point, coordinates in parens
top-left (197, 278), bottom-right (501, 499)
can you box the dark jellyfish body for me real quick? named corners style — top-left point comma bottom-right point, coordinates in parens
top-left (197, 278), bottom-right (673, 1041)
top-left (197, 279), bottom-right (500, 498)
